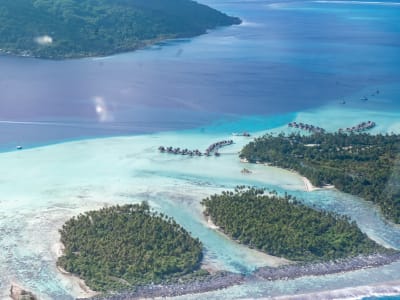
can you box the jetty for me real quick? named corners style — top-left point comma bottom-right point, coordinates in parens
top-left (204, 140), bottom-right (234, 156)
top-left (288, 122), bottom-right (325, 134)
top-left (158, 139), bottom-right (234, 158)
top-left (232, 132), bottom-right (251, 137)
top-left (339, 121), bottom-right (376, 133)
top-left (158, 146), bottom-right (202, 156)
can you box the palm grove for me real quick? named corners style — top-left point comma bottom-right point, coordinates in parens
top-left (240, 132), bottom-right (400, 223)
top-left (202, 187), bottom-right (383, 262)
top-left (57, 132), bottom-right (398, 293)
top-left (57, 203), bottom-right (203, 291)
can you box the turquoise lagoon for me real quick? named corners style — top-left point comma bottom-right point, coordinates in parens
top-left (1, 106), bottom-right (400, 299)
top-left (1, 0), bottom-right (400, 299)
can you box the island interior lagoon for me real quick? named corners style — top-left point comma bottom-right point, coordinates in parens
top-left (1, 0), bottom-right (400, 299)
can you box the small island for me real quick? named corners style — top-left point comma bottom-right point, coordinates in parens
top-left (10, 285), bottom-right (37, 300)
top-left (0, 0), bottom-right (241, 59)
top-left (240, 132), bottom-right (400, 224)
top-left (57, 202), bottom-right (203, 292)
top-left (201, 187), bottom-right (384, 262)
top-left (57, 194), bottom-right (400, 299)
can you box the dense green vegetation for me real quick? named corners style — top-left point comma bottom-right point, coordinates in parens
top-left (57, 202), bottom-right (203, 291)
top-left (0, 0), bottom-right (240, 59)
top-left (240, 132), bottom-right (400, 223)
top-left (202, 187), bottom-right (383, 262)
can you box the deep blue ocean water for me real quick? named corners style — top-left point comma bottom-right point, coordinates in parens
top-left (1, 0), bottom-right (400, 152)
top-left (1, 0), bottom-right (400, 299)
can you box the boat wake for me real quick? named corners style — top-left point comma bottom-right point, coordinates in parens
top-left (0, 120), bottom-right (70, 126)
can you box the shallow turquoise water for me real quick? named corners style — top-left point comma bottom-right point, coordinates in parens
top-left (1, 106), bottom-right (400, 299)
top-left (365, 296), bottom-right (400, 300)
top-left (1, 0), bottom-right (400, 299)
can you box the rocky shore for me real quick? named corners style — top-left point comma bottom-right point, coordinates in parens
top-left (79, 252), bottom-right (400, 299)
top-left (78, 272), bottom-right (245, 300)
top-left (254, 252), bottom-right (400, 281)
top-left (10, 284), bottom-right (38, 300)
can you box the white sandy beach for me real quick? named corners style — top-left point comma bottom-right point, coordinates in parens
top-left (52, 242), bottom-right (99, 298)
top-left (204, 216), bottom-right (292, 268)
top-left (301, 176), bottom-right (335, 192)
top-left (0, 105), bottom-right (399, 299)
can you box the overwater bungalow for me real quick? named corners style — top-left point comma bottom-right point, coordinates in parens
top-left (338, 121), bottom-right (376, 133)
top-left (288, 122), bottom-right (325, 134)
top-left (158, 139), bottom-right (234, 158)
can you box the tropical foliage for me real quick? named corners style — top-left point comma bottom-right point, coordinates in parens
top-left (240, 132), bottom-right (400, 223)
top-left (57, 202), bottom-right (203, 291)
top-left (202, 187), bottom-right (383, 262)
top-left (0, 0), bottom-right (240, 58)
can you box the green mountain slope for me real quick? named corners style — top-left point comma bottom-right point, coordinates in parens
top-left (0, 0), bottom-right (240, 59)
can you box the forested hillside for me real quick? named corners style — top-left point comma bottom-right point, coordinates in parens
top-left (0, 0), bottom-right (240, 58)
top-left (240, 133), bottom-right (400, 223)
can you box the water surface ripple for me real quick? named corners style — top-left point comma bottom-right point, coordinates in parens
top-left (1, 0), bottom-right (400, 299)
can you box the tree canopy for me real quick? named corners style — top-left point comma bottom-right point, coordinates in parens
top-left (240, 132), bottom-right (400, 223)
top-left (57, 202), bottom-right (203, 291)
top-left (0, 0), bottom-right (240, 58)
top-left (202, 187), bottom-right (383, 262)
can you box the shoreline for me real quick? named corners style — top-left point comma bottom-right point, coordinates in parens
top-left (2, 115), bottom-right (396, 300)
top-left (0, 0), bottom-right (399, 296)
top-left (9, 283), bottom-right (38, 300)
top-left (56, 265), bottom-right (98, 297)
top-left (77, 252), bottom-right (400, 300)
top-left (79, 272), bottom-right (245, 300)
top-left (301, 176), bottom-right (335, 192)
top-left (204, 216), bottom-right (292, 268)
top-left (302, 176), bottom-right (318, 192)
top-left (0, 34), bottom-right (181, 60)
top-left (254, 251), bottom-right (400, 282)
top-left (0, 19), bottom-right (242, 61)
top-left (240, 158), bottom-right (335, 192)
top-left (75, 214), bottom-right (400, 299)
top-left (53, 242), bottom-right (99, 298)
